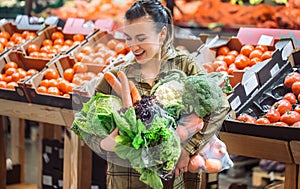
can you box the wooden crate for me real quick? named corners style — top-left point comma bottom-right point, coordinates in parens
top-left (252, 166), bottom-right (285, 187)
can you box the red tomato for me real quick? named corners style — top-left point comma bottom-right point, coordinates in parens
top-left (295, 104), bottom-right (300, 114)
top-left (271, 99), bottom-right (292, 115)
top-left (240, 44), bottom-right (254, 57)
top-left (51, 31), bottom-right (64, 41)
top-left (292, 121), bottom-right (300, 127)
top-left (284, 72), bottom-right (300, 88)
top-left (255, 118), bottom-right (270, 125)
top-left (73, 62), bottom-right (88, 73)
top-left (255, 45), bottom-right (268, 53)
top-left (265, 109), bottom-right (281, 123)
top-left (64, 68), bottom-right (74, 82)
top-left (234, 54), bottom-right (250, 69)
top-left (272, 122), bottom-right (289, 127)
top-left (237, 114), bottom-right (256, 123)
top-left (73, 34), bottom-right (85, 42)
top-left (283, 92), bottom-right (297, 104)
top-left (292, 81), bottom-right (300, 96)
top-left (280, 111), bottom-right (300, 126)
top-left (47, 86), bottom-right (60, 96)
top-left (217, 46), bottom-right (230, 56)
top-left (249, 49), bottom-right (262, 60)
top-left (44, 68), bottom-right (59, 80)
top-left (261, 51), bottom-right (273, 60)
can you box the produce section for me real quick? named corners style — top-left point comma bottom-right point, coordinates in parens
top-left (1, 0), bottom-right (300, 189)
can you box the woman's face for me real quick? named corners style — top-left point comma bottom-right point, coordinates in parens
top-left (124, 17), bottom-right (165, 65)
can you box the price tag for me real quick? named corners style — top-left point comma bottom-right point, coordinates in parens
top-left (230, 96), bottom-right (241, 111)
top-left (91, 185), bottom-right (99, 189)
top-left (282, 41), bottom-right (294, 60)
top-left (42, 175), bottom-right (53, 186)
top-left (257, 35), bottom-right (274, 46)
top-left (244, 74), bottom-right (258, 96)
top-left (270, 63), bottom-right (280, 77)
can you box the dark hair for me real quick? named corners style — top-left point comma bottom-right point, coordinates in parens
top-left (125, 0), bottom-right (174, 49)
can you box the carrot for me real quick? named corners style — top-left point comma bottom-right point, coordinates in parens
top-left (104, 71), bottom-right (122, 97)
top-left (128, 80), bottom-right (141, 104)
top-left (117, 71), bottom-right (132, 108)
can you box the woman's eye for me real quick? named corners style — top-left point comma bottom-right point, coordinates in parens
top-left (126, 37), bottom-right (132, 41)
top-left (137, 37), bottom-right (146, 42)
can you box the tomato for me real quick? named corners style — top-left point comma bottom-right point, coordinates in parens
top-left (280, 111), bottom-right (300, 126)
top-left (27, 44), bottom-right (40, 54)
top-left (292, 121), bottom-right (300, 127)
top-left (261, 51), bottom-right (273, 60)
top-left (217, 46), bottom-right (230, 56)
top-left (39, 79), bottom-right (49, 88)
top-left (36, 86), bottom-right (47, 94)
top-left (215, 55), bottom-right (225, 61)
top-left (51, 31), bottom-right (64, 41)
top-left (65, 83), bottom-right (74, 93)
top-left (53, 38), bottom-right (64, 46)
top-left (237, 114), bottom-right (256, 123)
top-left (73, 34), bottom-right (85, 42)
top-left (0, 31), bottom-right (10, 39)
top-left (5, 41), bottom-right (15, 49)
top-left (255, 45), bottom-right (268, 53)
top-left (106, 39), bottom-right (119, 50)
top-left (26, 69), bottom-right (38, 76)
top-left (0, 37), bottom-right (8, 46)
top-left (42, 39), bottom-right (53, 47)
top-left (223, 54), bottom-right (236, 66)
top-left (5, 62), bottom-right (18, 71)
top-left (292, 81), bottom-right (300, 96)
top-left (0, 43), bottom-right (4, 53)
top-left (295, 104), bottom-right (300, 114)
top-left (73, 62), bottom-right (88, 73)
top-left (227, 63), bottom-right (237, 75)
top-left (47, 86), bottom-right (60, 96)
top-left (63, 68), bottom-right (74, 82)
top-left (0, 81), bottom-right (7, 88)
top-left (255, 117), bottom-right (270, 125)
top-left (265, 109), bottom-right (281, 123)
top-left (81, 45), bottom-right (93, 55)
top-left (283, 92), bottom-right (297, 104)
top-left (64, 39), bottom-right (74, 46)
top-left (48, 79), bottom-right (58, 88)
top-left (57, 79), bottom-right (69, 93)
top-left (249, 57), bottom-right (261, 66)
top-left (284, 72), bottom-right (300, 88)
top-left (227, 50), bottom-right (239, 57)
top-left (44, 68), bottom-right (59, 80)
top-left (11, 72), bottom-right (20, 82)
top-left (240, 44), bottom-right (254, 57)
top-left (249, 49), bottom-right (262, 60)
top-left (272, 122), bottom-right (289, 127)
top-left (271, 99), bottom-right (293, 115)
top-left (234, 54), bottom-right (250, 69)
top-left (5, 68), bottom-right (17, 76)
top-left (6, 81), bottom-right (18, 90)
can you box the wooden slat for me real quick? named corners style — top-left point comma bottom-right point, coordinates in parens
top-left (63, 128), bottom-right (81, 189)
top-left (60, 109), bottom-right (75, 129)
top-left (79, 144), bottom-right (92, 188)
top-left (0, 99), bottom-right (66, 126)
top-left (284, 163), bottom-right (298, 189)
top-left (0, 116), bottom-right (6, 189)
top-left (219, 132), bottom-right (293, 163)
top-left (290, 141), bottom-right (300, 164)
top-left (10, 117), bottom-right (25, 183)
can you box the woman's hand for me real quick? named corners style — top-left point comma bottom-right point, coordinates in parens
top-left (174, 148), bottom-right (190, 177)
top-left (100, 127), bottom-right (119, 152)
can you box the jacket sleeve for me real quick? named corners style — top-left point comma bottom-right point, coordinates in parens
top-left (182, 94), bottom-right (230, 155)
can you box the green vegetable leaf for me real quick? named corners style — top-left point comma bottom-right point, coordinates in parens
top-left (140, 169), bottom-right (163, 189)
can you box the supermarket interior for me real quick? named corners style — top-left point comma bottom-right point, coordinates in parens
top-left (1, 0), bottom-right (300, 189)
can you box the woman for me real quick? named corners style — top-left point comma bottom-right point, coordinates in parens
top-left (87, 0), bottom-right (230, 188)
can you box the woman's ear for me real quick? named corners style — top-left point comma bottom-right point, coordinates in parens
top-left (159, 26), bottom-right (167, 42)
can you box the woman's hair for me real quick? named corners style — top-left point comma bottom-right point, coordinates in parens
top-left (125, 0), bottom-right (174, 49)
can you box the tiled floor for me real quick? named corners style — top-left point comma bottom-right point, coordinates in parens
top-left (6, 128), bottom-right (269, 189)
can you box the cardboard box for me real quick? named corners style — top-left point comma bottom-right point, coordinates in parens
top-left (223, 61), bottom-right (300, 141)
top-left (0, 50), bottom-right (49, 102)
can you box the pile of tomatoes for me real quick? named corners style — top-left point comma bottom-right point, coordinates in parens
top-left (236, 71), bottom-right (300, 127)
top-left (26, 31), bottom-right (85, 59)
top-left (0, 62), bottom-right (38, 90)
top-left (0, 30), bottom-right (37, 54)
top-left (75, 38), bottom-right (130, 66)
top-left (202, 44), bottom-right (274, 75)
top-left (36, 62), bottom-right (98, 97)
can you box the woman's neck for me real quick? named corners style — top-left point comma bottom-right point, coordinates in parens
top-left (140, 60), bottom-right (161, 85)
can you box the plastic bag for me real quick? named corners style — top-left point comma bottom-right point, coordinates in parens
top-left (188, 135), bottom-right (234, 174)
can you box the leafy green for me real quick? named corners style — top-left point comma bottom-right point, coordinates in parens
top-left (71, 93), bottom-right (122, 139)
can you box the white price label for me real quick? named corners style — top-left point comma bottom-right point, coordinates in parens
top-left (244, 75), bottom-right (259, 96)
top-left (257, 35), bottom-right (274, 46)
top-left (230, 96), bottom-right (241, 110)
top-left (282, 41), bottom-right (294, 60)
top-left (43, 175), bottom-right (53, 186)
top-left (270, 63), bottom-right (280, 77)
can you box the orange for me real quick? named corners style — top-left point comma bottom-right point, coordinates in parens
top-left (0, 31), bottom-right (10, 40)
top-left (73, 34), bottom-right (85, 42)
top-left (42, 39), bottom-right (53, 47)
top-left (0, 81), bottom-right (7, 88)
top-left (73, 62), bottom-right (88, 73)
top-left (261, 51), bottom-right (273, 61)
top-left (51, 31), bottom-right (64, 41)
top-left (47, 86), bottom-right (61, 96)
top-left (240, 44), bottom-right (254, 57)
top-left (39, 79), bottom-right (49, 88)
top-left (6, 81), bottom-right (18, 90)
top-left (223, 54), bottom-right (236, 66)
top-left (5, 62), bottom-right (18, 71)
top-left (64, 68), bottom-right (74, 82)
top-left (27, 44), bottom-right (40, 54)
top-left (249, 49), bottom-right (262, 60)
top-left (36, 86), bottom-right (47, 94)
top-left (255, 45), bottom-right (268, 53)
top-left (44, 68), bottom-right (59, 80)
